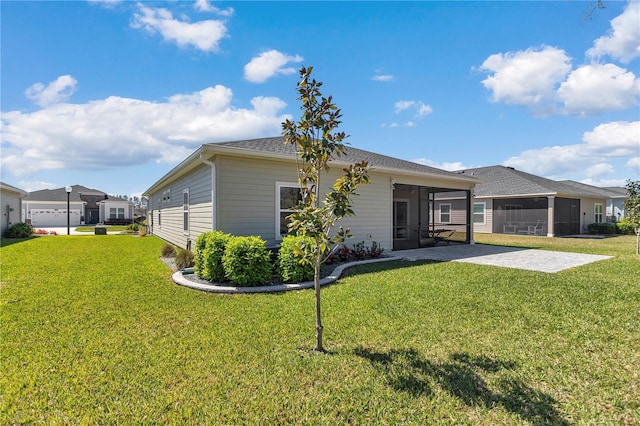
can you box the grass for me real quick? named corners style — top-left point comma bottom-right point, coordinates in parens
top-left (1, 234), bottom-right (638, 424)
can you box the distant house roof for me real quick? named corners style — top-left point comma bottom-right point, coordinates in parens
top-left (145, 136), bottom-right (478, 195)
top-left (458, 166), bottom-right (612, 199)
top-left (24, 185), bottom-right (130, 203)
top-left (0, 182), bottom-right (27, 196)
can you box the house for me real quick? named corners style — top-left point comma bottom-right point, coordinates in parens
top-left (23, 185), bottom-right (134, 227)
top-left (602, 186), bottom-right (628, 221)
top-left (0, 182), bottom-right (27, 235)
top-left (458, 166), bottom-right (611, 237)
top-left (143, 137), bottom-right (479, 251)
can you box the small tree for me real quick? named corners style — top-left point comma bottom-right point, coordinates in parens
top-left (623, 180), bottom-right (640, 254)
top-left (282, 66), bottom-right (371, 352)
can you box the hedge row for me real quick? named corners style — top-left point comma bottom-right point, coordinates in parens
top-left (194, 232), bottom-right (315, 286)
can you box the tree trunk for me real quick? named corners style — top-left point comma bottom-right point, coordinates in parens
top-left (314, 253), bottom-right (324, 352)
top-left (636, 229), bottom-right (639, 255)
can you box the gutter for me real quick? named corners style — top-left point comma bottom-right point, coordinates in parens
top-left (199, 153), bottom-right (216, 231)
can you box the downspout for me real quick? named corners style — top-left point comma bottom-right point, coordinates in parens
top-left (199, 153), bottom-right (217, 231)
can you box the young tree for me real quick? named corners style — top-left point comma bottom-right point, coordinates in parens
top-left (282, 66), bottom-right (371, 352)
top-left (623, 180), bottom-right (640, 254)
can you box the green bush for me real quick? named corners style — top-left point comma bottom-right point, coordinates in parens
top-left (195, 231), bottom-right (232, 283)
top-left (222, 236), bottom-right (272, 286)
top-left (161, 243), bottom-right (177, 257)
top-left (175, 248), bottom-right (194, 270)
top-left (126, 223), bottom-right (140, 232)
top-left (616, 218), bottom-right (637, 235)
top-left (3, 222), bottom-right (33, 238)
top-left (277, 235), bottom-right (315, 283)
top-left (587, 222), bottom-right (616, 235)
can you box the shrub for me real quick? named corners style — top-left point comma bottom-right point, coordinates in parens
top-left (278, 235), bottom-right (315, 283)
top-left (175, 248), bottom-right (194, 270)
top-left (616, 218), bottom-right (637, 235)
top-left (3, 223), bottom-right (33, 238)
top-left (367, 241), bottom-right (384, 258)
top-left (126, 223), bottom-right (140, 232)
top-left (161, 243), bottom-right (177, 257)
top-left (222, 236), bottom-right (272, 286)
top-left (352, 241), bottom-right (368, 260)
top-left (587, 222), bottom-right (616, 235)
top-left (195, 231), bottom-right (232, 283)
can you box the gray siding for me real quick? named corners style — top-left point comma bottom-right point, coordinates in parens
top-left (1, 190), bottom-right (23, 234)
top-left (149, 163), bottom-right (212, 249)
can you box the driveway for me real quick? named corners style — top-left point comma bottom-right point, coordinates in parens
top-left (36, 227), bottom-right (121, 236)
top-left (394, 244), bottom-right (612, 273)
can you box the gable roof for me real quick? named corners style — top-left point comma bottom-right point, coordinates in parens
top-left (0, 182), bottom-right (27, 196)
top-left (145, 136), bottom-right (478, 195)
top-left (24, 185), bottom-right (129, 203)
top-left (458, 166), bottom-right (610, 199)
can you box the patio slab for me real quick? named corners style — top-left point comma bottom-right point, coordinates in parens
top-left (394, 244), bottom-right (612, 273)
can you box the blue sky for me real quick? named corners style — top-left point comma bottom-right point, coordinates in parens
top-left (2, 0), bottom-right (639, 198)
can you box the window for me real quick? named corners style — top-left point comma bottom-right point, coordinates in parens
top-left (183, 189), bottom-right (189, 232)
top-left (162, 188), bottom-right (171, 204)
top-left (276, 182), bottom-right (302, 239)
top-left (594, 203), bottom-right (603, 223)
top-left (439, 204), bottom-right (451, 224)
top-left (109, 207), bottom-right (125, 219)
top-left (157, 200), bottom-right (161, 227)
top-left (473, 202), bottom-right (486, 224)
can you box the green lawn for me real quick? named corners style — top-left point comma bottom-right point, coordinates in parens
top-left (1, 234), bottom-right (638, 424)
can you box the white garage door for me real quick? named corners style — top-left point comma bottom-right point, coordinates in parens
top-left (31, 209), bottom-right (82, 227)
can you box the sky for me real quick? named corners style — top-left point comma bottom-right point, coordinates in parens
top-left (1, 0), bottom-right (639, 198)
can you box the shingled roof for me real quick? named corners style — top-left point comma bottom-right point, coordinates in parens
top-left (208, 136), bottom-right (467, 180)
top-left (458, 166), bottom-right (615, 198)
top-left (24, 185), bottom-right (129, 203)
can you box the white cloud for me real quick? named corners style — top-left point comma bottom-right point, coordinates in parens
top-left (16, 180), bottom-right (56, 192)
top-left (25, 75), bottom-right (77, 107)
top-left (130, 3), bottom-right (228, 52)
top-left (243, 50), bottom-right (303, 83)
top-left (412, 158), bottom-right (475, 171)
top-left (503, 121), bottom-right (640, 177)
top-left (626, 157), bottom-right (640, 172)
top-left (586, 163), bottom-right (615, 177)
top-left (587, 1), bottom-right (640, 64)
top-left (557, 63), bottom-right (640, 115)
top-left (394, 100), bottom-right (433, 117)
top-left (582, 121), bottom-right (640, 156)
top-left (194, 0), bottom-right (234, 16)
top-left (480, 46), bottom-right (571, 111)
top-left (1, 83), bottom-right (290, 175)
top-left (87, 0), bottom-right (122, 8)
top-left (372, 74), bottom-right (394, 82)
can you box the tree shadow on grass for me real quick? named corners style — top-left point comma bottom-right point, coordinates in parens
top-left (354, 347), bottom-right (569, 426)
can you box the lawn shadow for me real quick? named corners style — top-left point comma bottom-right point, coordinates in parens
top-left (354, 347), bottom-right (568, 425)
top-left (0, 237), bottom-right (35, 247)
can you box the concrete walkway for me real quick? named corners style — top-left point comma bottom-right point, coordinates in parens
top-left (396, 244), bottom-right (612, 273)
top-left (172, 243), bottom-right (612, 293)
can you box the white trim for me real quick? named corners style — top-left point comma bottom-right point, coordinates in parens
top-left (439, 203), bottom-right (451, 224)
top-left (473, 202), bottom-right (486, 225)
top-left (275, 181), bottom-right (300, 241)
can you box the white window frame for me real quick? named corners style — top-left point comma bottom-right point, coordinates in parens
top-left (473, 202), bottom-right (486, 225)
top-left (276, 182), bottom-right (302, 241)
top-left (594, 203), bottom-right (603, 223)
top-left (183, 188), bottom-right (190, 234)
top-left (439, 203), bottom-right (451, 224)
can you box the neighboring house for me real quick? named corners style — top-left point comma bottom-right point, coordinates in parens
top-left (143, 137), bottom-right (479, 251)
top-left (23, 185), bottom-right (133, 227)
top-left (458, 166), bottom-right (610, 237)
top-left (601, 186), bottom-right (628, 221)
top-left (0, 182), bottom-right (27, 235)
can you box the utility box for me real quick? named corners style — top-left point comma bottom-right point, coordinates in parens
top-left (95, 227), bottom-right (107, 235)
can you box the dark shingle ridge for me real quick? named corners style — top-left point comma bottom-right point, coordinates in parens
top-left (459, 165), bottom-right (618, 198)
top-left (208, 136), bottom-right (465, 179)
top-left (24, 185), bottom-right (129, 202)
